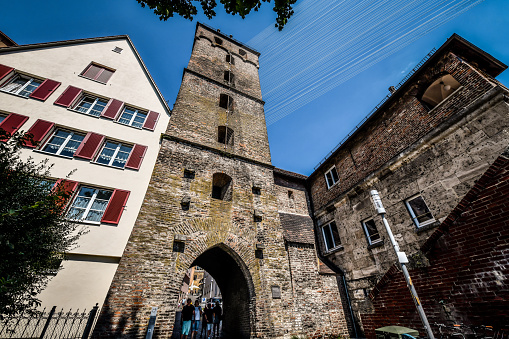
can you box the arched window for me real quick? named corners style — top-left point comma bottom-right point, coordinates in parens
top-left (212, 173), bottom-right (232, 201)
top-left (226, 54), bottom-right (235, 65)
top-left (218, 126), bottom-right (234, 146)
top-left (214, 37), bottom-right (223, 45)
top-left (219, 94), bottom-right (233, 110)
top-left (224, 71), bottom-right (235, 84)
top-left (421, 74), bottom-right (461, 109)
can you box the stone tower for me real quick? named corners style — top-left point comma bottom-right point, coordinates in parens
top-left (94, 23), bottom-right (295, 338)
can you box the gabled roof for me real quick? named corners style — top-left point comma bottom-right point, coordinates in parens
top-left (0, 30), bottom-right (17, 47)
top-left (0, 35), bottom-right (171, 115)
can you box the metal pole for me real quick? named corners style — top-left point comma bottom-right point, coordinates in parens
top-left (370, 190), bottom-right (435, 339)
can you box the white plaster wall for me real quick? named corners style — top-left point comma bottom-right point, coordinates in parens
top-left (0, 38), bottom-right (171, 309)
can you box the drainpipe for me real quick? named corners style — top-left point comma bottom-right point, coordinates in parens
top-left (306, 184), bottom-right (359, 338)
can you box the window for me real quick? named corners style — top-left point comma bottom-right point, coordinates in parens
top-left (252, 186), bottom-right (261, 195)
top-left (41, 129), bottom-right (85, 158)
top-left (239, 49), bottom-right (247, 56)
top-left (80, 63), bottom-right (114, 84)
top-left (421, 74), bottom-right (461, 109)
top-left (362, 218), bottom-right (381, 245)
top-left (96, 141), bottom-right (132, 168)
top-left (67, 187), bottom-right (113, 223)
top-left (118, 106), bottom-right (147, 128)
top-left (0, 115), bottom-right (5, 124)
top-left (325, 166), bottom-right (339, 189)
top-left (0, 74), bottom-right (42, 97)
top-left (219, 94), bottom-right (233, 110)
top-left (226, 54), bottom-right (235, 65)
top-left (214, 37), bottom-right (223, 45)
top-left (73, 96), bottom-right (108, 117)
top-left (218, 126), bottom-right (234, 146)
top-left (321, 221), bottom-right (341, 252)
top-left (211, 173), bottom-right (232, 201)
top-left (405, 195), bottom-right (435, 228)
top-left (288, 190), bottom-right (295, 209)
top-left (224, 71), bottom-right (234, 84)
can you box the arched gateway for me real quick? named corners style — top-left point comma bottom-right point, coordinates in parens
top-left (93, 23), bottom-right (348, 339)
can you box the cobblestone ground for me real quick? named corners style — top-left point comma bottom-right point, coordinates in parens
top-left (171, 312), bottom-right (223, 339)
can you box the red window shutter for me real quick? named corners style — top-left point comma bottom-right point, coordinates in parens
top-left (101, 99), bottom-right (123, 120)
top-left (125, 144), bottom-right (147, 170)
top-left (25, 119), bottom-right (54, 148)
top-left (96, 69), bottom-right (114, 83)
top-left (101, 189), bottom-right (130, 224)
top-left (142, 111), bottom-right (160, 131)
top-left (0, 113), bottom-right (28, 141)
top-left (74, 132), bottom-right (104, 160)
top-left (0, 64), bottom-right (14, 81)
top-left (53, 179), bottom-right (79, 207)
top-left (54, 86), bottom-right (82, 107)
top-left (82, 64), bottom-right (102, 79)
top-left (29, 79), bottom-right (61, 101)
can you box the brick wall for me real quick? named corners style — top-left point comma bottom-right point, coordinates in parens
top-left (361, 151), bottom-right (509, 338)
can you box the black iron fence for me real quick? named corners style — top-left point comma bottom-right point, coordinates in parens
top-left (0, 304), bottom-right (99, 339)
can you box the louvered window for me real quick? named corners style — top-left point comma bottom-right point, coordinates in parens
top-left (96, 141), bottom-right (132, 168)
top-left (68, 187), bottom-right (113, 223)
top-left (74, 96), bottom-right (108, 117)
top-left (118, 106), bottom-right (147, 128)
top-left (81, 63), bottom-right (115, 84)
top-left (41, 130), bottom-right (85, 158)
top-left (1, 74), bottom-right (42, 97)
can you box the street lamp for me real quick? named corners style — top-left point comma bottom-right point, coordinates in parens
top-left (370, 190), bottom-right (435, 339)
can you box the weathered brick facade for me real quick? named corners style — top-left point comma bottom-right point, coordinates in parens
top-left (308, 34), bottom-right (509, 337)
top-left (94, 23), bottom-right (349, 339)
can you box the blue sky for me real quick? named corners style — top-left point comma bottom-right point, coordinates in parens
top-left (1, 0), bottom-right (508, 175)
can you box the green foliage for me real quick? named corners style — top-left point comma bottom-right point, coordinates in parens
top-left (0, 130), bottom-right (83, 317)
top-left (136, 0), bottom-right (297, 30)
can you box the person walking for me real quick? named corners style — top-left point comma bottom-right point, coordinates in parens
top-left (191, 300), bottom-right (202, 339)
top-left (203, 303), bottom-right (214, 339)
top-left (212, 301), bottom-right (222, 338)
top-left (181, 299), bottom-right (194, 339)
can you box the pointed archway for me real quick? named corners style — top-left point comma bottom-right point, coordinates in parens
top-left (191, 244), bottom-right (255, 339)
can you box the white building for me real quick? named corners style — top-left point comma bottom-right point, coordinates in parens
top-left (0, 35), bottom-right (171, 310)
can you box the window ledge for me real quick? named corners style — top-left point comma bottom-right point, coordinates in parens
top-left (415, 220), bottom-right (440, 234)
top-left (324, 245), bottom-right (344, 255)
top-left (113, 120), bottom-right (144, 131)
top-left (33, 149), bottom-right (75, 160)
top-left (0, 90), bottom-right (30, 99)
top-left (91, 161), bottom-right (126, 171)
top-left (68, 108), bottom-right (101, 119)
top-left (426, 86), bottom-right (464, 113)
top-left (78, 74), bottom-right (108, 85)
top-left (367, 240), bottom-right (384, 250)
top-left (327, 181), bottom-right (339, 190)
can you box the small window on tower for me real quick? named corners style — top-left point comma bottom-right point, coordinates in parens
top-left (214, 37), bottom-right (223, 45)
top-left (421, 74), bottom-right (461, 109)
top-left (218, 126), bottom-right (234, 146)
top-left (211, 173), bottom-right (232, 201)
top-left (226, 55), bottom-right (235, 65)
top-left (219, 94), bottom-right (233, 110)
top-left (224, 71), bottom-right (235, 84)
top-left (239, 49), bottom-right (247, 57)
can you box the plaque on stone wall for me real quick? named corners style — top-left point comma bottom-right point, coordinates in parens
top-left (271, 285), bottom-right (281, 299)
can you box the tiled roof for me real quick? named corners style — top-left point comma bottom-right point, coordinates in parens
top-left (274, 167), bottom-right (307, 180)
top-left (279, 212), bottom-right (315, 244)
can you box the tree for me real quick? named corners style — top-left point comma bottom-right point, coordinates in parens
top-left (0, 130), bottom-right (83, 317)
top-left (136, 0), bottom-right (297, 30)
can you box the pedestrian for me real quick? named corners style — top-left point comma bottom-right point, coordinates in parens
top-left (191, 299), bottom-right (202, 339)
top-left (203, 303), bottom-right (214, 339)
top-left (181, 298), bottom-right (194, 339)
top-left (212, 301), bottom-right (222, 338)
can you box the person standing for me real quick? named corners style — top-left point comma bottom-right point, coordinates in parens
top-left (191, 300), bottom-right (202, 339)
top-left (181, 299), bottom-right (194, 339)
top-left (203, 303), bottom-right (214, 339)
top-left (212, 301), bottom-right (222, 338)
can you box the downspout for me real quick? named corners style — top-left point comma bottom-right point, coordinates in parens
top-left (306, 183), bottom-right (359, 338)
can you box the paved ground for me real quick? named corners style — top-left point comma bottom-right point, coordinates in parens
top-left (171, 311), bottom-right (223, 339)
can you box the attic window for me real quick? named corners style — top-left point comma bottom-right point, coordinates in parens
top-left (218, 126), bottom-right (234, 146)
top-left (112, 47), bottom-right (123, 54)
top-left (214, 37), bottom-right (223, 45)
top-left (226, 55), bottom-right (235, 65)
top-left (224, 71), bottom-right (234, 84)
top-left (421, 74), bottom-right (461, 109)
top-left (239, 49), bottom-right (247, 56)
top-left (80, 63), bottom-right (115, 84)
top-left (211, 173), bottom-right (232, 201)
top-left (219, 94), bottom-right (233, 110)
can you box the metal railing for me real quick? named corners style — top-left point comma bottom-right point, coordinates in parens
top-left (0, 304), bottom-right (99, 339)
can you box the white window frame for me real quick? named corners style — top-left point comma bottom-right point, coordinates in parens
top-left (95, 141), bottom-right (132, 168)
top-left (0, 74), bottom-right (42, 98)
top-left (72, 95), bottom-right (108, 117)
top-left (321, 221), bottom-right (341, 252)
top-left (117, 106), bottom-right (147, 128)
top-left (324, 165), bottom-right (339, 189)
top-left (361, 217), bottom-right (382, 245)
top-left (40, 129), bottom-right (85, 158)
top-left (405, 194), bottom-right (436, 228)
top-left (67, 186), bottom-right (112, 224)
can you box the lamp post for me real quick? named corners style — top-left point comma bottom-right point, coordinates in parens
top-left (370, 190), bottom-right (434, 339)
